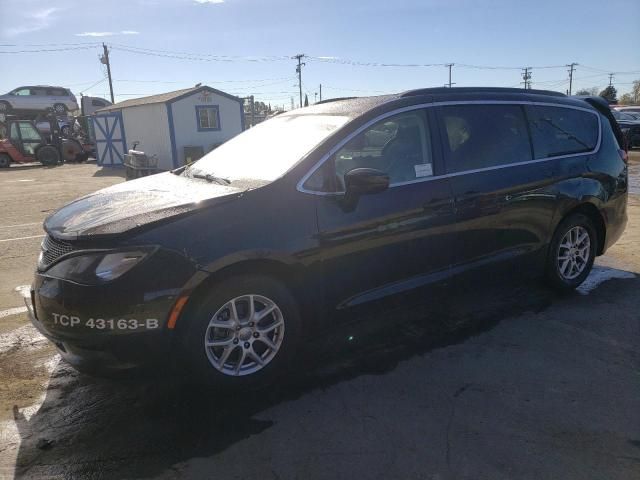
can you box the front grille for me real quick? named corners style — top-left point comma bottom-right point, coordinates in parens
top-left (39, 235), bottom-right (74, 270)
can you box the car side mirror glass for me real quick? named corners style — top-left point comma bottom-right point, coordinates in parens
top-left (344, 168), bottom-right (390, 196)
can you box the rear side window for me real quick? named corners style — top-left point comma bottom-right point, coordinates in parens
top-left (47, 88), bottom-right (67, 96)
top-left (440, 104), bottom-right (531, 173)
top-left (92, 99), bottom-right (106, 107)
top-left (526, 106), bottom-right (598, 158)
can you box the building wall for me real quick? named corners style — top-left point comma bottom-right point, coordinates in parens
top-left (121, 103), bottom-right (172, 170)
top-left (169, 91), bottom-right (243, 167)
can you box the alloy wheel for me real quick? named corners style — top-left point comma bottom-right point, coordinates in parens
top-left (557, 225), bottom-right (591, 280)
top-left (204, 294), bottom-right (285, 376)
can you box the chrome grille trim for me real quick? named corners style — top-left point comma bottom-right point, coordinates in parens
top-left (40, 235), bottom-right (74, 270)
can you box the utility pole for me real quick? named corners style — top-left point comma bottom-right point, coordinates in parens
top-left (567, 63), bottom-right (578, 96)
top-left (293, 54), bottom-right (305, 109)
top-left (319, 84), bottom-right (322, 102)
top-left (314, 92), bottom-right (317, 103)
top-left (445, 63), bottom-right (455, 88)
top-left (101, 43), bottom-right (114, 104)
top-left (521, 67), bottom-right (532, 89)
top-left (250, 95), bottom-right (255, 127)
top-left (608, 73), bottom-right (614, 86)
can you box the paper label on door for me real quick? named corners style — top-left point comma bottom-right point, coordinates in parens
top-left (414, 163), bottom-right (433, 177)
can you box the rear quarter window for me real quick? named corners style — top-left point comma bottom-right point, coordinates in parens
top-left (526, 106), bottom-right (598, 158)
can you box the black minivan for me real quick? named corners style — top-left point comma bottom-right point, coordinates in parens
top-left (27, 88), bottom-right (628, 386)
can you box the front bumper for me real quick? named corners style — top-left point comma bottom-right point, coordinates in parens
top-left (26, 248), bottom-right (198, 376)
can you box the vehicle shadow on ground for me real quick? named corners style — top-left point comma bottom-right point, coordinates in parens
top-left (10, 274), bottom-right (636, 479)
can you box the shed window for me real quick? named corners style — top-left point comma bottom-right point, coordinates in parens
top-left (196, 105), bottom-right (220, 131)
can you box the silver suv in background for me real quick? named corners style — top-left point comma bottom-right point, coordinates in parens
top-left (0, 86), bottom-right (78, 114)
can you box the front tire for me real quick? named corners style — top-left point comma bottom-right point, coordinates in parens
top-left (185, 274), bottom-right (302, 389)
top-left (0, 153), bottom-right (11, 168)
top-left (545, 213), bottom-right (597, 290)
top-left (0, 101), bottom-right (10, 113)
top-left (36, 145), bottom-right (61, 166)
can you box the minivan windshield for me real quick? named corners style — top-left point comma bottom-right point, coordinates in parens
top-left (185, 113), bottom-right (350, 183)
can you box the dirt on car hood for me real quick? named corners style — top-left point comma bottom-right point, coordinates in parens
top-left (43, 172), bottom-right (245, 240)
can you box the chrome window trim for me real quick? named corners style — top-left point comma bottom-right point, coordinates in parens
top-left (296, 100), bottom-right (602, 196)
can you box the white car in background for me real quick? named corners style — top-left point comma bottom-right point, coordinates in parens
top-left (0, 86), bottom-right (78, 114)
top-left (81, 96), bottom-right (112, 116)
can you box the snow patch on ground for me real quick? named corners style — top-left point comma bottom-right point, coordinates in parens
top-left (0, 324), bottom-right (47, 355)
top-left (577, 266), bottom-right (636, 295)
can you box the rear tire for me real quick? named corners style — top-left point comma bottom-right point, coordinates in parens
top-left (545, 213), bottom-right (597, 291)
top-left (36, 145), bottom-right (61, 166)
top-left (0, 153), bottom-right (11, 168)
top-left (53, 103), bottom-right (66, 114)
top-left (184, 274), bottom-right (302, 389)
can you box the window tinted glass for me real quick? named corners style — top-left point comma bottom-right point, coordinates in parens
top-left (441, 104), bottom-right (531, 172)
top-left (32, 88), bottom-right (47, 96)
top-left (14, 89), bottom-right (31, 96)
top-left (331, 111), bottom-right (432, 189)
top-left (92, 99), bottom-right (105, 107)
top-left (10, 122), bottom-right (19, 140)
top-left (527, 106), bottom-right (598, 158)
top-left (19, 123), bottom-right (42, 141)
top-left (48, 88), bottom-right (67, 96)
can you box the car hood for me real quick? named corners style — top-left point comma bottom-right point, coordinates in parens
top-left (44, 172), bottom-right (246, 240)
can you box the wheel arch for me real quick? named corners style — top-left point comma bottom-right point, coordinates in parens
top-left (173, 257), bottom-right (321, 337)
top-left (556, 201), bottom-right (607, 256)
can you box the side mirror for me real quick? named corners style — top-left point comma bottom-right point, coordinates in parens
top-left (344, 168), bottom-right (389, 196)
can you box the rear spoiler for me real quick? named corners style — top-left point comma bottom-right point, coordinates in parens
top-left (575, 95), bottom-right (627, 151)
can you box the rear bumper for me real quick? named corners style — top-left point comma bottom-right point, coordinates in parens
top-left (602, 191), bottom-right (628, 254)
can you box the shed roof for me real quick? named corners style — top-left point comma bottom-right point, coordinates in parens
top-left (97, 85), bottom-right (241, 112)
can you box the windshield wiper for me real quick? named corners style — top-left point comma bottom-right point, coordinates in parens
top-left (191, 173), bottom-right (231, 185)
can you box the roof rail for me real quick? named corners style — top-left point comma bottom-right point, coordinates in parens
top-left (400, 87), bottom-right (566, 98)
top-left (314, 96), bottom-right (358, 105)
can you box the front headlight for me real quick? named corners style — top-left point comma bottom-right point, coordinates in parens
top-left (44, 249), bottom-right (152, 285)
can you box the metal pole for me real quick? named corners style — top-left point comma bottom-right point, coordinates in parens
top-left (102, 43), bottom-right (114, 104)
top-left (294, 54), bottom-right (305, 108)
top-left (567, 63), bottom-right (577, 96)
top-left (446, 63), bottom-right (454, 87)
top-left (250, 95), bottom-right (255, 127)
top-left (319, 84), bottom-right (322, 102)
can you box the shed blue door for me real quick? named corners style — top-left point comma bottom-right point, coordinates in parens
top-left (92, 112), bottom-right (127, 166)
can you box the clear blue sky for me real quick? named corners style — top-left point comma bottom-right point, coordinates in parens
top-left (2, 0), bottom-right (639, 109)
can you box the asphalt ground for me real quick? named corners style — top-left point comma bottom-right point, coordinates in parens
top-left (0, 156), bottom-right (639, 479)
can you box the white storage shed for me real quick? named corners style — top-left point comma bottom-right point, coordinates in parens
top-left (92, 86), bottom-right (244, 169)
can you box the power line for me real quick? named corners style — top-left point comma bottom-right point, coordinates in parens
top-left (0, 45), bottom-right (99, 53)
top-left (79, 78), bottom-right (107, 94)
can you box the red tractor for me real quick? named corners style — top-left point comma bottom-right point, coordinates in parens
top-left (0, 112), bottom-right (89, 168)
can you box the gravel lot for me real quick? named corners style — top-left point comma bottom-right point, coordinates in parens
top-left (1, 157), bottom-right (639, 480)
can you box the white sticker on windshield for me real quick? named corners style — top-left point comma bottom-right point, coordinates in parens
top-left (414, 163), bottom-right (433, 177)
